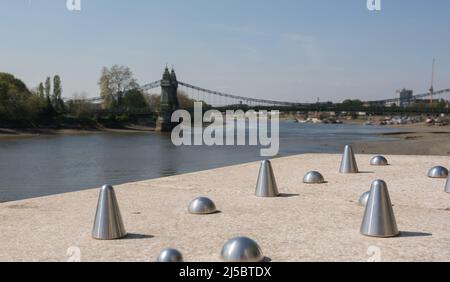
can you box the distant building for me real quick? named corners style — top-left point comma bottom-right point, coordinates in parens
top-left (396, 88), bottom-right (414, 107)
top-left (385, 88), bottom-right (414, 107)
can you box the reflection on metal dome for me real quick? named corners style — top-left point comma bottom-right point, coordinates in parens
top-left (220, 237), bottom-right (264, 262)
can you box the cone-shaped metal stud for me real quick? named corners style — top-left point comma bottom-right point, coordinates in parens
top-left (255, 160), bottom-right (280, 197)
top-left (340, 145), bottom-right (359, 173)
top-left (360, 180), bottom-right (399, 238)
top-left (220, 237), bottom-right (264, 262)
top-left (445, 175), bottom-right (450, 193)
top-left (157, 248), bottom-right (184, 262)
top-left (303, 171), bottom-right (325, 184)
top-left (358, 191), bottom-right (370, 207)
top-left (188, 197), bottom-right (217, 215)
top-left (370, 155), bottom-right (388, 166)
top-left (92, 185), bottom-right (127, 240)
top-left (428, 166), bottom-right (449, 179)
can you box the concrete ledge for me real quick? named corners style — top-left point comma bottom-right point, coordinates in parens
top-left (1, 154), bottom-right (450, 262)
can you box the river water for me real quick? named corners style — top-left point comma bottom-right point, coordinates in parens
top-left (0, 122), bottom-right (398, 203)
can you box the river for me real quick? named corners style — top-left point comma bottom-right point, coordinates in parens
top-left (0, 122), bottom-right (398, 202)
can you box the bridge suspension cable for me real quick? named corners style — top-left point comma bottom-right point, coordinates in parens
top-left (178, 81), bottom-right (302, 107)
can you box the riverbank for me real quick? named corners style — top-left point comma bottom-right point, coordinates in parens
top-left (1, 153), bottom-right (449, 262)
top-left (0, 124), bottom-right (155, 139)
top-left (354, 123), bottom-right (450, 156)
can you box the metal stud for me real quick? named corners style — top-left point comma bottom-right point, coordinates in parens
top-left (358, 191), bottom-right (370, 207)
top-left (445, 175), bottom-right (450, 193)
top-left (360, 180), bottom-right (399, 238)
top-left (255, 160), bottom-right (280, 197)
top-left (370, 155), bottom-right (388, 166)
top-left (157, 248), bottom-right (184, 262)
top-left (428, 166), bottom-right (449, 179)
top-left (303, 171), bottom-right (325, 184)
top-left (340, 145), bottom-right (359, 173)
top-left (220, 237), bottom-right (264, 262)
top-left (92, 185), bottom-right (127, 240)
top-left (188, 197), bottom-right (217, 215)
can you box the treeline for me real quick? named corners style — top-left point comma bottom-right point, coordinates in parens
top-left (0, 65), bottom-right (197, 128)
top-left (0, 72), bottom-right (50, 127)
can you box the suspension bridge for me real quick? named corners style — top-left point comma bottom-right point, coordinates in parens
top-left (74, 67), bottom-right (450, 131)
top-left (82, 68), bottom-right (450, 108)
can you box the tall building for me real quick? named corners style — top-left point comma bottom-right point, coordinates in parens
top-left (396, 88), bottom-right (413, 107)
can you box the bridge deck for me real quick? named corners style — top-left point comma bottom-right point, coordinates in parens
top-left (1, 154), bottom-right (449, 262)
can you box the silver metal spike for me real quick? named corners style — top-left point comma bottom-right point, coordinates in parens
top-left (340, 145), bottom-right (359, 173)
top-left (255, 160), bottom-right (280, 197)
top-left (92, 185), bottom-right (127, 240)
top-left (360, 180), bottom-right (399, 238)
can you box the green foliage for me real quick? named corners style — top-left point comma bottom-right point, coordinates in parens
top-left (341, 99), bottom-right (363, 108)
top-left (0, 72), bottom-right (47, 126)
top-left (44, 77), bottom-right (51, 99)
top-left (66, 96), bottom-right (94, 121)
top-left (98, 65), bottom-right (139, 110)
top-left (52, 75), bottom-right (65, 113)
top-left (122, 89), bottom-right (148, 110)
top-left (38, 83), bottom-right (45, 98)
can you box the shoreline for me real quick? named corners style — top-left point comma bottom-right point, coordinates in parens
top-left (0, 124), bottom-right (156, 139)
top-left (354, 123), bottom-right (450, 156)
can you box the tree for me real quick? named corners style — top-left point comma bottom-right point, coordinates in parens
top-left (67, 92), bottom-right (94, 120)
top-left (177, 90), bottom-right (195, 108)
top-left (44, 76), bottom-right (54, 112)
top-left (341, 99), bottom-right (363, 110)
top-left (0, 72), bottom-right (47, 126)
top-left (98, 65), bottom-right (139, 110)
top-left (122, 89), bottom-right (148, 111)
top-left (44, 77), bottom-right (51, 99)
top-left (52, 75), bottom-right (64, 113)
top-left (144, 93), bottom-right (161, 111)
top-left (38, 83), bottom-right (45, 98)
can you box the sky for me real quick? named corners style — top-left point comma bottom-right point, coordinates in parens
top-left (0, 0), bottom-right (449, 103)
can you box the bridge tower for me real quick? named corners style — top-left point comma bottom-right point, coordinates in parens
top-left (156, 67), bottom-right (180, 132)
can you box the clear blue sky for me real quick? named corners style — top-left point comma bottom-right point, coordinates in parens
top-left (1, 0), bottom-right (449, 102)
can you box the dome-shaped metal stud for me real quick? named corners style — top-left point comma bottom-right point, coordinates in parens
top-left (340, 145), bottom-right (359, 173)
top-left (92, 185), bottom-right (127, 240)
top-left (360, 180), bottom-right (399, 238)
top-left (255, 160), bottom-right (280, 197)
top-left (370, 155), bottom-right (388, 166)
top-left (358, 191), bottom-right (370, 207)
top-left (220, 237), bottom-right (264, 262)
top-left (428, 166), bottom-right (449, 179)
top-left (445, 175), bottom-right (450, 193)
top-left (188, 197), bottom-right (217, 215)
top-left (303, 171), bottom-right (325, 184)
top-left (156, 248), bottom-right (184, 262)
